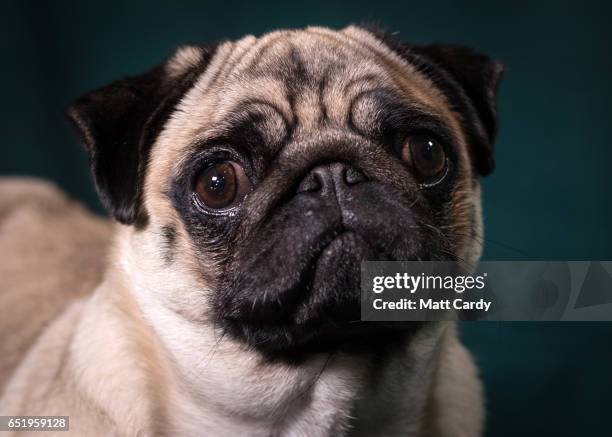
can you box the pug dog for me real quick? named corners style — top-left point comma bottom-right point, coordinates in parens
top-left (0, 25), bottom-right (502, 436)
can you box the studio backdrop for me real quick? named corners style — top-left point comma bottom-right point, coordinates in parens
top-left (1, 1), bottom-right (611, 436)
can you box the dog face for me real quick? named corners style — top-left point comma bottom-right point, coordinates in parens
top-left (68, 26), bottom-right (502, 356)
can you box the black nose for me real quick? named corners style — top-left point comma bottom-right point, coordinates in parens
top-left (297, 162), bottom-right (368, 195)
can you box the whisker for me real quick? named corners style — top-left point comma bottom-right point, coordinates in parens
top-left (423, 222), bottom-right (531, 258)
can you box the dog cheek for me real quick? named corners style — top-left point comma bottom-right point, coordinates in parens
top-left (450, 178), bottom-right (482, 264)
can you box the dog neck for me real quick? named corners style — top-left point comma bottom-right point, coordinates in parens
top-left (69, 231), bottom-right (447, 436)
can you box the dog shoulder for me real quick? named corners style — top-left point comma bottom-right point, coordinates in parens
top-left (0, 177), bottom-right (113, 391)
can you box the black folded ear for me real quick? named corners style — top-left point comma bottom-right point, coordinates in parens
top-left (67, 44), bottom-right (217, 224)
top-left (367, 28), bottom-right (503, 176)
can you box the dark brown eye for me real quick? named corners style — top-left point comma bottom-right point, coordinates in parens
top-left (401, 134), bottom-right (448, 184)
top-left (195, 161), bottom-right (251, 210)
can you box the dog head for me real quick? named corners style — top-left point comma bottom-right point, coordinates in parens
top-left (68, 26), bottom-right (502, 357)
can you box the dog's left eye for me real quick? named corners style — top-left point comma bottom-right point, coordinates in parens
top-left (195, 162), bottom-right (251, 210)
top-left (401, 134), bottom-right (448, 185)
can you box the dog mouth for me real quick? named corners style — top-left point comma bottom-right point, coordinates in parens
top-left (218, 227), bottom-right (407, 355)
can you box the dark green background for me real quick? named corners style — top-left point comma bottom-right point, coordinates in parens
top-left (2, 1), bottom-right (611, 435)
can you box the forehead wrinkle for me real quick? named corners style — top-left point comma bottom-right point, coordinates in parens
top-left (242, 29), bottom-right (356, 83)
top-left (211, 35), bottom-right (258, 88)
top-left (320, 70), bottom-right (382, 128)
top-left (213, 77), bottom-right (294, 127)
top-left (176, 102), bottom-right (287, 151)
top-left (303, 28), bottom-right (402, 123)
top-left (218, 100), bottom-right (289, 148)
top-left (316, 75), bottom-right (329, 124)
top-left (292, 92), bottom-right (320, 133)
top-left (231, 30), bottom-right (296, 77)
top-left (235, 34), bottom-right (301, 80)
top-left (251, 31), bottom-right (383, 131)
top-left (343, 74), bottom-right (384, 97)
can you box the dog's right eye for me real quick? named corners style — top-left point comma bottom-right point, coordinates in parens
top-left (195, 162), bottom-right (251, 211)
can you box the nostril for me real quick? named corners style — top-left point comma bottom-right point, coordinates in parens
top-left (297, 170), bottom-right (323, 193)
top-left (344, 167), bottom-right (367, 185)
top-left (297, 163), bottom-right (367, 195)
